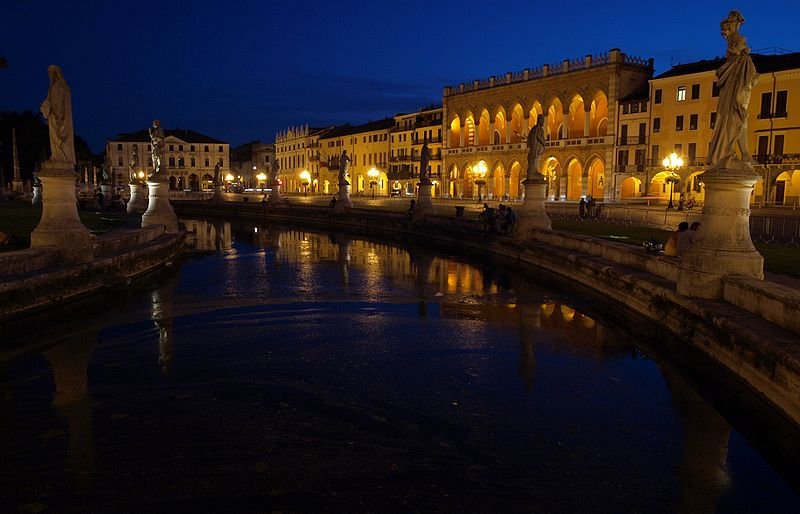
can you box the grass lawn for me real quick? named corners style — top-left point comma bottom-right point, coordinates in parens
top-left (551, 218), bottom-right (799, 278)
top-left (0, 202), bottom-right (127, 252)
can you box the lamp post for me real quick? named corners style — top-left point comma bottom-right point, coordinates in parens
top-left (256, 172), bottom-right (267, 190)
top-left (662, 152), bottom-right (683, 209)
top-left (368, 167), bottom-right (379, 198)
top-left (299, 170), bottom-right (310, 196)
top-left (225, 173), bottom-right (234, 193)
top-left (473, 161), bottom-right (487, 202)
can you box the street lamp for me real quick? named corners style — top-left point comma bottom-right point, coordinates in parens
top-left (225, 173), bottom-right (234, 192)
top-left (472, 161), bottom-right (487, 202)
top-left (662, 152), bottom-right (683, 209)
top-left (256, 172), bottom-right (267, 190)
top-left (299, 170), bottom-right (310, 195)
top-left (368, 167), bottom-right (379, 198)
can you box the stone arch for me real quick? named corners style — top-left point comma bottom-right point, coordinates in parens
top-left (585, 156), bottom-right (605, 199)
top-left (189, 173), bottom-right (200, 191)
top-left (492, 109), bottom-right (506, 146)
top-left (464, 115), bottom-right (476, 146)
top-left (527, 101), bottom-right (545, 131)
top-left (650, 170), bottom-right (680, 203)
top-left (565, 157), bottom-right (584, 200)
top-left (543, 157), bottom-right (562, 200)
top-left (509, 160), bottom-right (523, 200)
top-left (588, 90), bottom-right (609, 137)
top-left (490, 161), bottom-right (506, 199)
top-left (566, 93), bottom-right (587, 137)
top-left (620, 177), bottom-right (641, 199)
top-left (509, 103), bottom-right (526, 143)
top-left (546, 96), bottom-right (565, 140)
top-left (449, 117), bottom-right (462, 147)
top-left (478, 108), bottom-right (491, 146)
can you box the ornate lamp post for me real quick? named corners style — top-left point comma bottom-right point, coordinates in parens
top-left (473, 161), bottom-right (487, 202)
top-left (225, 173), bottom-right (234, 193)
top-left (256, 172), bottom-right (267, 190)
top-left (662, 152), bottom-right (683, 209)
top-left (368, 167), bottom-right (379, 198)
top-left (299, 170), bottom-right (310, 196)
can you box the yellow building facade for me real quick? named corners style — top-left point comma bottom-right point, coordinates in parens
top-left (107, 128), bottom-right (230, 191)
top-left (442, 49), bottom-right (653, 202)
top-left (647, 52), bottom-right (800, 206)
top-left (390, 107), bottom-right (444, 197)
top-left (275, 125), bottom-right (331, 194)
top-left (318, 119), bottom-right (394, 197)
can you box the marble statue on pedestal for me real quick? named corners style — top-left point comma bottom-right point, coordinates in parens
top-left (526, 114), bottom-right (546, 181)
top-left (213, 158), bottom-right (222, 187)
top-left (706, 10), bottom-right (758, 171)
top-left (419, 141), bottom-right (431, 184)
top-left (149, 119), bottom-right (165, 179)
top-left (40, 65), bottom-right (75, 165)
top-left (338, 150), bottom-right (351, 184)
top-left (129, 145), bottom-right (140, 184)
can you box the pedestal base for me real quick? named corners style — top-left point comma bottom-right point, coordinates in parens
top-left (141, 180), bottom-right (178, 233)
top-left (30, 162), bottom-right (94, 263)
top-left (676, 167), bottom-right (764, 298)
top-left (514, 178), bottom-right (551, 241)
top-left (414, 182), bottom-right (435, 217)
top-left (267, 186), bottom-right (286, 206)
top-left (12, 179), bottom-right (24, 194)
top-left (127, 183), bottom-right (148, 214)
top-left (334, 182), bottom-right (353, 213)
top-left (100, 184), bottom-right (112, 208)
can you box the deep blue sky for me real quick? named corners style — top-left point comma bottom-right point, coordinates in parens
top-left (2, 1), bottom-right (798, 153)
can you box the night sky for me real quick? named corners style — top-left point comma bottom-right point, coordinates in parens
top-left (2, 0), bottom-right (798, 153)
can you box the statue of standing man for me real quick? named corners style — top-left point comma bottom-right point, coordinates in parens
top-left (338, 150), bottom-right (351, 184)
top-left (526, 114), bottom-right (547, 181)
top-left (129, 144), bottom-right (139, 184)
top-left (706, 10), bottom-right (759, 170)
top-left (149, 119), bottom-right (165, 179)
top-left (40, 65), bottom-right (75, 165)
top-left (419, 140), bottom-right (431, 184)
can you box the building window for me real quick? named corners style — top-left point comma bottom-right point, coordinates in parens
top-left (118, 157), bottom-right (123, 166)
top-left (691, 84), bottom-right (700, 100)
top-left (204, 158), bottom-right (210, 167)
top-left (712, 82), bottom-right (720, 97)
top-left (178, 157), bottom-right (185, 167)
top-left (654, 89), bottom-right (662, 104)
top-left (689, 114), bottom-right (698, 130)
top-left (117, 143), bottom-right (123, 150)
top-left (677, 86), bottom-right (686, 102)
top-left (178, 145), bottom-right (183, 152)
top-left (190, 145), bottom-right (195, 152)
top-left (651, 144), bottom-right (660, 166)
top-left (169, 144), bottom-right (174, 151)
top-left (676, 115), bottom-right (684, 131)
top-left (774, 134), bottom-right (785, 156)
top-left (760, 92), bottom-right (772, 118)
top-left (653, 117), bottom-right (661, 133)
top-left (168, 157), bottom-right (175, 167)
top-left (622, 104), bottom-right (629, 114)
top-left (688, 142), bottom-right (697, 165)
top-left (218, 145), bottom-right (223, 152)
top-left (191, 157), bottom-right (196, 167)
top-left (204, 145), bottom-right (209, 152)
top-left (775, 91), bottom-right (788, 117)
top-left (710, 112), bottom-right (717, 129)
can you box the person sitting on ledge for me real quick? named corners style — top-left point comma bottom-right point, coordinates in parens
top-left (664, 222), bottom-right (689, 256)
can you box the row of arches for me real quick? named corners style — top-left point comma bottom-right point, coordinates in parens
top-left (448, 91), bottom-right (609, 148)
top-left (446, 155), bottom-right (607, 201)
top-left (167, 173), bottom-right (214, 191)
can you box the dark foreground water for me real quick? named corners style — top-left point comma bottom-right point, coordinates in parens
top-left (1, 219), bottom-right (798, 513)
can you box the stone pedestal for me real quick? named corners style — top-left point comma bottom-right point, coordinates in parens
top-left (677, 168), bottom-right (764, 298)
top-left (30, 162), bottom-right (94, 262)
top-left (100, 184), bottom-right (112, 208)
top-left (267, 184), bottom-right (285, 206)
top-left (211, 184), bottom-right (223, 204)
top-left (32, 185), bottom-right (43, 205)
top-left (334, 181), bottom-right (353, 213)
top-left (414, 181), bottom-right (435, 217)
top-left (514, 177), bottom-right (551, 242)
top-left (141, 179), bottom-right (178, 233)
top-left (12, 180), bottom-right (24, 193)
top-left (127, 182), bottom-right (148, 214)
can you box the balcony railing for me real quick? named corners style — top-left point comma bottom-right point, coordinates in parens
top-left (617, 136), bottom-right (648, 146)
top-left (753, 153), bottom-right (800, 165)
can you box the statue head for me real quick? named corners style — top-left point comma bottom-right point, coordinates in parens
top-left (152, 119), bottom-right (161, 128)
top-left (721, 10), bottom-right (744, 37)
top-left (47, 65), bottom-right (63, 81)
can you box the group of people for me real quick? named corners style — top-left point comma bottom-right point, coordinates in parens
top-left (93, 188), bottom-right (126, 212)
top-left (578, 197), bottom-right (600, 219)
top-left (664, 221), bottom-right (701, 257)
top-left (480, 203), bottom-right (517, 235)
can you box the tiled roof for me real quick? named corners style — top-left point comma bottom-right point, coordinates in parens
top-left (654, 52), bottom-right (800, 79)
top-left (111, 128), bottom-right (227, 144)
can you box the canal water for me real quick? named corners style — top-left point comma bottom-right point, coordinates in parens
top-left (1, 218), bottom-right (798, 512)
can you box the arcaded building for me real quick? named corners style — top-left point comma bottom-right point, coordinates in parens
top-left (442, 48), bottom-right (653, 201)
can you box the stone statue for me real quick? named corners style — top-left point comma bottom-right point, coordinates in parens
top-left (129, 145), bottom-right (139, 183)
top-left (213, 157), bottom-right (222, 186)
top-left (420, 141), bottom-right (431, 183)
top-left (338, 150), bottom-right (351, 184)
top-left (526, 114), bottom-right (547, 180)
top-left (270, 160), bottom-right (280, 184)
top-left (706, 10), bottom-right (758, 170)
top-left (149, 119), bottom-right (165, 178)
top-left (40, 65), bottom-right (75, 165)
top-left (99, 157), bottom-right (110, 185)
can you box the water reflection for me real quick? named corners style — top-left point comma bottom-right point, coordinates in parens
top-left (0, 218), bottom-right (795, 511)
